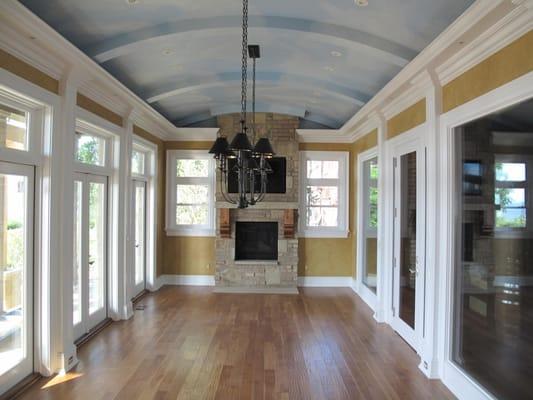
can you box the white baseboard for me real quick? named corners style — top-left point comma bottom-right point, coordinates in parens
top-left (297, 276), bottom-right (354, 287)
top-left (159, 274), bottom-right (215, 286)
top-left (156, 275), bottom-right (356, 288)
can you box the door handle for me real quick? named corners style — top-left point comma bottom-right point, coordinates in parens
top-left (408, 267), bottom-right (418, 276)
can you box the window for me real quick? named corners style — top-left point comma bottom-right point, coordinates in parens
top-left (0, 102), bottom-right (28, 151)
top-left (495, 160), bottom-right (527, 229)
top-left (359, 154), bottom-right (378, 294)
top-left (166, 150), bottom-right (215, 236)
top-left (131, 149), bottom-right (145, 175)
top-left (300, 151), bottom-right (349, 237)
top-left (75, 132), bottom-right (106, 166)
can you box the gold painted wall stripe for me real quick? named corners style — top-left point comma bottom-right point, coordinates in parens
top-left (443, 30), bottom-right (533, 113)
top-left (0, 49), bottom-right (59, 94)
top-left (76, 93), bottom-right (123, 127)
top-left (387, 99), bottom-right (426, 139)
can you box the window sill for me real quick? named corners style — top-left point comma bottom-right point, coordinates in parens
top-left (299, 230), bottom-right (350, 239)
top-left (165, 228), bottom-right (216, 237)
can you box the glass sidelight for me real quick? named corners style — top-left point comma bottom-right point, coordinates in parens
top-left (453, 98), bottom-right (533, 399)
top-left (392, 140), bottom-right (425, 350)
top-left (0, 162), bottom-right (33, 394)
top-left (361, 157), bottom-right (379, 293)
top-left (132, 180), bottom-right (146, 297)
top-left (73, 173), bottom-right (107, 340)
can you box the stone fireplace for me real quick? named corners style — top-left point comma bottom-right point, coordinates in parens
top-left (214, 113), bottom-right (299, 294)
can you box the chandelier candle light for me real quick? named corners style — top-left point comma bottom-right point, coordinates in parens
top-left (208, 0), bottom-right (275, 209)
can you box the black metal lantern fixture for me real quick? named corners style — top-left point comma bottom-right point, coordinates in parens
top-left (208, 0), bottom-right (275, 209)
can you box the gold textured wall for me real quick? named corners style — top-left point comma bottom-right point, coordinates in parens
top-left (0, 48), bottom-right (59, 94)
top-left (443, 30), bottom-right (533, 113)
top-left (387, 99), bottom-right (426, 139)
top-left (76, 93), bottom-right (123, 127)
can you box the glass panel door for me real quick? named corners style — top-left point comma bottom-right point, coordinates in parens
top-left (0, 162), bottom-right (33, 395)
top-left (73, 173), bottom-right (107, 340)
top-left (132, 180), bottom-right (146, 297)
top-left (392, 142), bottom-right (425, 350)
top-left (362, 157), bottom-right (378, 293)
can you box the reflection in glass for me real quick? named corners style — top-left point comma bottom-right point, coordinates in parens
top-left (362, 157), bottom-right (378, 293)
top-left (73, 181), bottom-right (82, 325)
top-left (454, 97), bottom-right (533, 399)
top-left (134, 183), bottom-right (146, 286)
top-left (132, 150), bottom-right (145, 175)
top-left (399, 152), bottom-right (417, 328)
top-left (0, 174), bottom-right (27, 375)
top-left (88, 182), bottom-right (105, 315)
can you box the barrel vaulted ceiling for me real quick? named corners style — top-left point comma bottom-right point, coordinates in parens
top-left (20, 0), bottom-right (475, 128)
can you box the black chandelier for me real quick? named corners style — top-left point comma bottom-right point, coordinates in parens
top-left (208, 0), bottom-right (275, 209)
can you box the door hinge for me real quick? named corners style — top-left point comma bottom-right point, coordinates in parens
top-left (394, 207), bottom-right (397, 218)
top-left (392, 307), bottom-right (396, 316)
top-left (393, 157), bottom-right (397, 168)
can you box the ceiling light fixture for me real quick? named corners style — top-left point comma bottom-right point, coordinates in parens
top-left (162, 49), bottom-right (173, 56)
top-left (355, 0), bottom-right (368, 6)
top-left (208, 0), bottom-right (274, 209)
top-left (126, 0), bottom-right (140, 5)
top-left (323, 66), bottom-right (335, 72)
top-left (330, 50), bottom-right (342, 57)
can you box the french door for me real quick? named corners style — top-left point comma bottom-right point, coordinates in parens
top-left (391, 138), bottom-right (426, 350)
top-left (73, 173), bottom-right (108, 340)
top-left (132, 180), bottom-right (146, 298)
top-left (0, 162), bottom-right (33, 394)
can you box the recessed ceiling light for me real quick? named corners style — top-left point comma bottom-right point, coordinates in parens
top-left (330, 50), bottom-right (342, 57)
top-left (126, 0), bottom-right (140, 4)
top-left (162, 49), bottom-right (174, 56)
top-left (355, 0), bottom-right (368, 6)
top-left (323, 66), bottom-right (335, 72)
top-left (313, 91), bottom-right (322, 97)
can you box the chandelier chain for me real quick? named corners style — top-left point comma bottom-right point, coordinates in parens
top-left (240, 0), bottom-right (248, 125)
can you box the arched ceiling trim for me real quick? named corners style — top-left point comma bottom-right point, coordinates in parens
top-left (86, 15), bottom-right (416, 67)
top-left (145, 71), bottom-right (370, 106)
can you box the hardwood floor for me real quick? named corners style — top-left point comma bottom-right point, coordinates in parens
top-left (19, 286), bottom-right (454, 400)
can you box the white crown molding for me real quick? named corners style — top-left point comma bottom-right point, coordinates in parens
top-left (344, 116), bottom-right (379, 143)
top-left (436, 2), bottom-right (533, 86)
top-left (381, 82), bottom-right (427, 120)
top-left (166, 127), bottom-right (219, 141)
top-left (339, 0), bottom-right (504, 136)
top-left (0, 0), bottom-right (175, 140)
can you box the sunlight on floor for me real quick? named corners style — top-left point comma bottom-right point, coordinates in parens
top-left (41, 372), bottom-right (84, 389)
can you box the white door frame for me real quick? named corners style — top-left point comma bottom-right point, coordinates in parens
top-left (0, 161), bottom-right (34, 395)
top-left (384, 123), bottom-right (427, 353)
top-left (73, 172), bottom-right (108, 340)
top-left (437, 72), bottom-right (533, 400)
top-left (355, 146), bottom-right (379, 310)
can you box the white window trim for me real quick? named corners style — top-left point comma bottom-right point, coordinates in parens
top-left (74, 118), bottom-right (113, 176)
top-left (131, 135), bottom-right (158, 292)
top-left (299, 150), bottom-right (349, 238)
top-left (165, 149), bottom-right (216, 237)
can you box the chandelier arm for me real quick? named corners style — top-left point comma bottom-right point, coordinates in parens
top-left (219, 168), bottom-right (237, 204)
top-left (252, 56), bottom-right (256, 144)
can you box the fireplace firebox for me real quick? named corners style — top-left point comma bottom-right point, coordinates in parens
top-left (235, 222), bottom-right (278, 261)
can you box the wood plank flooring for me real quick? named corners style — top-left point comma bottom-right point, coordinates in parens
top-left (19, 286), bottom-right (455, 400)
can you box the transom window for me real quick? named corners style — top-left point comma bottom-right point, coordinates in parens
top-left (0, 102), bottom-right (28, 151)
top-left (131, 149), bottom-right (146, 175)
top-left (166, 150), bottom-right (215, 236)
top-left (75, 132), bottom-right (106, 167)
top-left (300, 151), bottom-right (349, 237)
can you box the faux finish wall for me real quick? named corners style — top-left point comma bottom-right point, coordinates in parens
top-left (443, 30), bottom-right (533, 113)
top-left (387, 99), bottom-right (426, 139)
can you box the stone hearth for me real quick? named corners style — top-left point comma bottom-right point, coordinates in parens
top-left (213, 113), bottom-right (299, 294)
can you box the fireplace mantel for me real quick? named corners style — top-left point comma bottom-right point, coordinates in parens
top-left (215, 201), bottom-right (298, 210)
